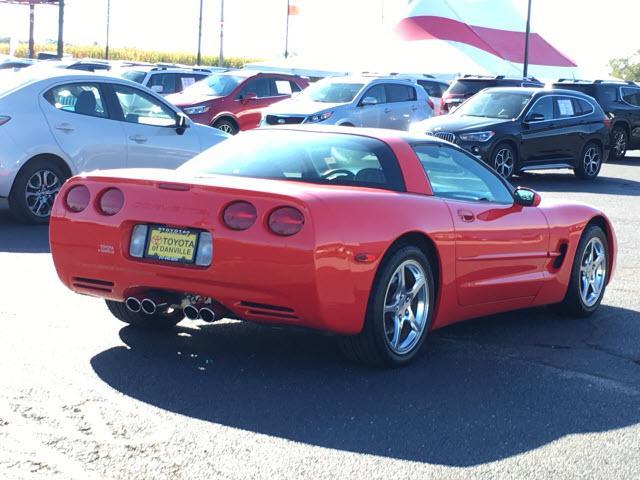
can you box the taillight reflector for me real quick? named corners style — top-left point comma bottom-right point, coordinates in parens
top-left (65, 185), bottom-right (90, 213)
top-left (223, 201), bottom-right (257, 230)
top-left (98, 188), bottom-right (124, 216)
top-left (427, 98), bottom-right (435, 111)
top-left (268, 206), bottom-right (304, 236)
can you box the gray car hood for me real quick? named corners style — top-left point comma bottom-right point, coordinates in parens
top-left (264, 98), bottom-right (345, 116)
top-left (414, 115), bottom-right (514, 133)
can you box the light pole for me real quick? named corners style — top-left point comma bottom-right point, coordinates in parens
top-left (523, 0), bottom-right (532, 77)
top-left (197, 0), bottom-right (203, 65)
top-left (105, 0), bottom-right (111, 60)
top-left (218, 0), bottom-right (224, 67)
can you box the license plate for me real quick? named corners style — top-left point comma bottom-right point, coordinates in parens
top-left (145, 226), bottom-right (199, 264)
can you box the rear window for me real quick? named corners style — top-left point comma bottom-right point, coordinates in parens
top-left (180, 130), bottom-right (405, 191)
top-left (418, 80), bottom-right (447, 97)
top-left (447, 80), bottom-right (493, 95)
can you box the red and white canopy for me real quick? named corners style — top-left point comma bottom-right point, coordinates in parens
top-left (393, 0), bottom-right (579, 79)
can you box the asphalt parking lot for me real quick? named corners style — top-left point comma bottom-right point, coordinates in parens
top-left (1, 156), bottom-right (639, 479)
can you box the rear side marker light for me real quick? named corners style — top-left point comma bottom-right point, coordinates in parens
top-left (427, 98), bottom-right (435, 111)
top-left (65, 185), bottom-right (90, 212)
top-left (98, 188), bottom-right (124, 216)
top-left (268, 206), bottom-right (304, 236)
top-left (129, 225), bottom-right (148, 258)
top-left (0, 115), bottom-right (10, 126)
top-left (223, 201), bottom-right (257, 230)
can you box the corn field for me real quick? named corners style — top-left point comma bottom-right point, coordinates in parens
top-left (0, 42), bottom-right (258, 68)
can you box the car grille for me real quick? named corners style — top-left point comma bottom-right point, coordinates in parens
top-left (265, 115), bottom-right (306, 125)
top-left (429, 132), bottom-right (456, 143)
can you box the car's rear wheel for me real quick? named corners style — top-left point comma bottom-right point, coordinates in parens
top-left (491, 143), bottom-right (516, 179)
top-left (611, 126), bottom-right (628, 160)
top-left (9, 159), bottom-right (68, 224)
top-left (212, 118), bottom-right (238, 135)
top-left (553, 225), bottom-right (608, 317)
top-left (338, 245), bottom-right (435, 367)
top-left (575, 142), bottom-right (602, 179)
top-left (106, 300), bottom-right (184, 329)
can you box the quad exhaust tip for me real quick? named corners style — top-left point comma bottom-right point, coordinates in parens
top-left (125, 297), bottom-right (142, 313)
top-left (199, 307), bottom-right (216, 322)
top-left (140, 298), bottom-right (158, 315)
top-left (183, 304), bottom-right (200, 320)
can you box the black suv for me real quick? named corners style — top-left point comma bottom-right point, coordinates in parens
top-left (552, 79), bottom-right (640, 160)
top-left (411, 87), bottom-right (611, 180)
top-left (440, 75), bottom-right (544, 114)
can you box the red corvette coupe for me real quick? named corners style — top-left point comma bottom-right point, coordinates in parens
top-left (49, 126), bottom-right (616, 366)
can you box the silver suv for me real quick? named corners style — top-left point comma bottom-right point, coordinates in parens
top-left (113, 64), bottom-right (224, 96)
top-left (259, 75), bottom-right (432, 130)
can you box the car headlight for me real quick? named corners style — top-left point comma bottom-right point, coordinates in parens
top-left (306, 111), bottom-right (332, 123)
top-left (458, 131), bottom-right (495, 142)
top-left (183, 105), bottom-right (210, 115)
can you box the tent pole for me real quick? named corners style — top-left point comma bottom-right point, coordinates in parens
top-left (197, 0), bottom-right (203, 65)
top-left (57, 0), bottom-right (64, 58)
top-left (105, 0), bottom-right (111, 60)
top-left (284, 0), bottom-right (290, 59)
top-left (523, 0), bottom-right (532, 77)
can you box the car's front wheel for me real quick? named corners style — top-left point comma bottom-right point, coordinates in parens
top-left (106, 300), bottom-right (184, 329)
top-left (491, 143), bottom-right (516, 179)
top-left (8, 159), bottom-right (67, 224)
top-left (611, 126), bottom-right (628, 160)
top-left (212, 118), bottom-right (238, 135)
top-left (575, 142), bottom-right (602, 179)
top-left (553, 225), bottom-right (608, 317)
top-left (338, 245), bottom-right (435, 367)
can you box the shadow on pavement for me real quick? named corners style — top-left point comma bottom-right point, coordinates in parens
top-left (91, 304), bottom-right (640, 466)
top-left (0, 209), bottom-right (50, 253)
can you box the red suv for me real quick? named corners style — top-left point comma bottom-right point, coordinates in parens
top-left (166, 71), bottom-right (309, 134)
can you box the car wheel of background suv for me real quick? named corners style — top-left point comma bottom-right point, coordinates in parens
top-left (491, 143), bottom-right (516, 179)
top-left (8, 159), bottom-right (68, 224)
top-left (575, 142), bottom-right (602, 180)
top-left (611, 126), bottom-right (628, 160)
top-left (212, 118), bottom-right (238, 135)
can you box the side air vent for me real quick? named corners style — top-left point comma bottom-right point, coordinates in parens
top-left (72, 277), bottom-right (115, 293)
top-left (553, 243), bottom-right (568, 269)
top-left (239, 301), bottom-right (298, 319)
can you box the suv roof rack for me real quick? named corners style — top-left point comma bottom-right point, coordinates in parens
top-left (557, 78), bottom-right (637, 85)
top-left (151, 63), bottom-right (213, 73)
top-left (461, 74), bottom-right (541, 82)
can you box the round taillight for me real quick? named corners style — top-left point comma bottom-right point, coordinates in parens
top-left (223, 201), bottom-right (257, 230)
top-left (268, 206), bottom-right (304, 236)
top-left (65, 185), bottom-right (90, 213)
top-left (98, 188), bottom-right (124, 216)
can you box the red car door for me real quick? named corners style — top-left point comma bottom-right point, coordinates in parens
top-left (414, 143), bottom-right (550, 306)
top-left (234, 77), bottom-right (290, 130)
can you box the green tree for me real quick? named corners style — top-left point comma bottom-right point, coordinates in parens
top-left (609, 51), bottom-right (640, 81)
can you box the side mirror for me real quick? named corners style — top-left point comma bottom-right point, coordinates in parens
top-left (513, 187), bottom-right (541, 207)
top-left (524, 112), bottom-right (545, 123)
top-left (360, 96), bottom-right (378, 107)
top-left (241, 92), bottom-right (257, 103)
top-left (150, 85), bottom-right (164, 94)
top-left (176, 113), bottom-right (190, 135)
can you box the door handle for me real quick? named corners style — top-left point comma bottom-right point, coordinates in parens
top-left (129, 134), bottom-right (147, 143)
top-left (384, 108), bottom-right (391, 114)
top-left (54, 123), bottom-right (74, 133)
top-left (457, 209), bottom-right (475, 222)
top-left (411, 105), bottom-right (418, 111)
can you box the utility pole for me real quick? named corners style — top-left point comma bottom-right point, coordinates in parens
top-left (523, 0), bottom-right (532, 77)
top-left (218, 0), bottom-right (224, 67)
top-left (284, 0), bottom-right (290, 58)
top-left (197, 0), bottom-right (204, 65)
top-left (105, 0), bottom-right (111, 59)
top-left (28, 3), bottom-right (35, 59)
top-left (57, 0), bottom-right (64, 58)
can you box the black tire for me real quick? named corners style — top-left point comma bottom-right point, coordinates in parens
top-left (611, 126), bottom-right (628, 161)
top-left (575, 142), bottom-right (603, 179)
top-left (212, 118), bottom-right (238, 135)
top-left (106, 300), bottom-right (184, 329)
top-left (338, 244), bottom-right (435, 367)
top-left (553, 225), bottom-right (608, 317)
top-left (491, 143), bottom-right (517, 179)
top-left (8, 159), bottom-right (68, 224)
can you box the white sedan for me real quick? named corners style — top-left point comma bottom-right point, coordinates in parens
top-left (0, 69), bottom-right (229, 224)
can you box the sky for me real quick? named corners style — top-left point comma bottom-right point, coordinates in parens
top-left (0, 0), bottom-right (637, 76)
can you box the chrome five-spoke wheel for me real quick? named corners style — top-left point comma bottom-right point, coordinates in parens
top-left (579, 237), bottom-right (607, 308)
top-left (383, 259), bottom-right (429, 355)
top-left (25, 169), bottom-right (62, 218)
